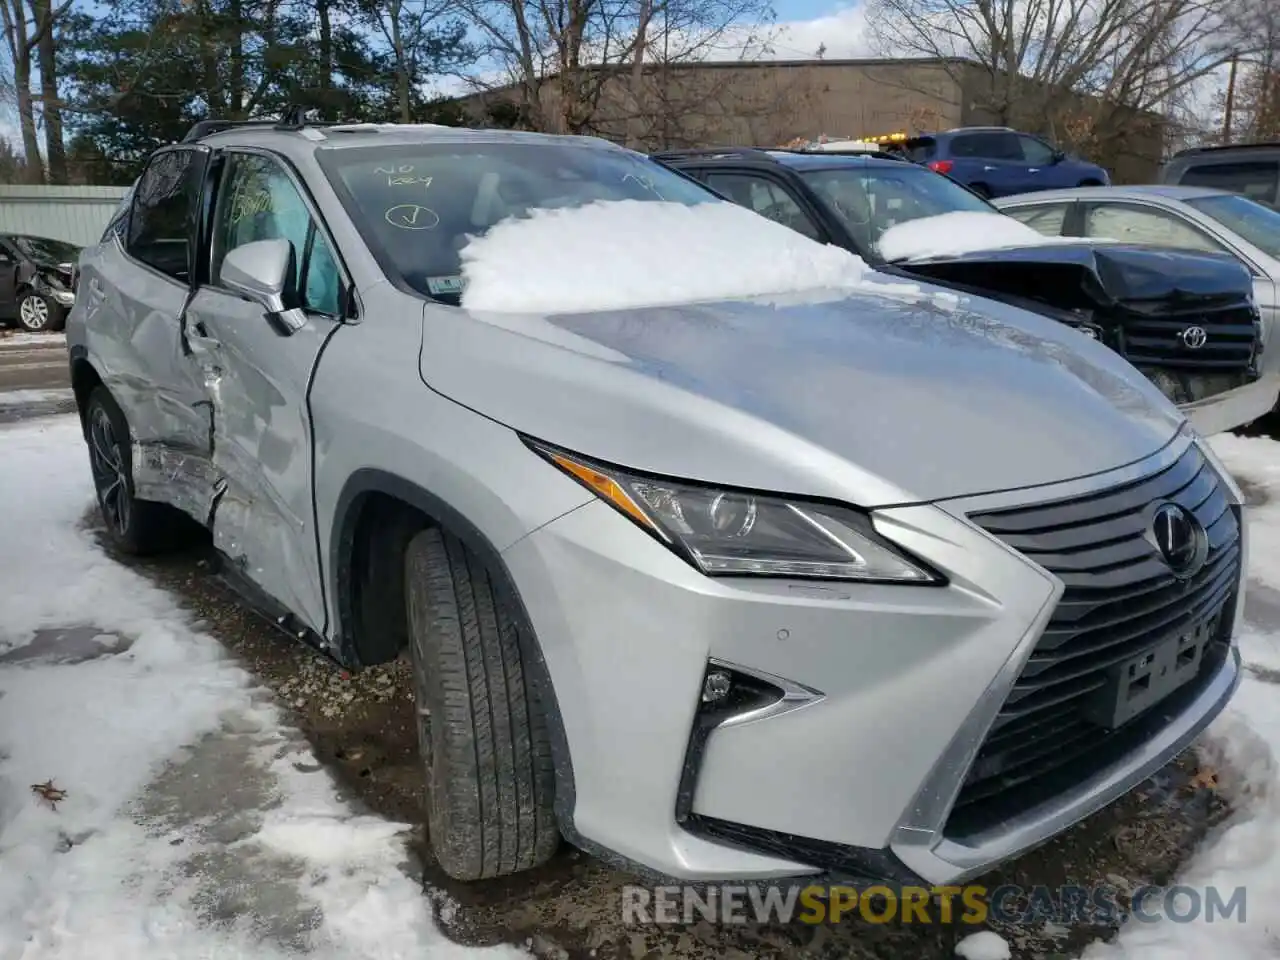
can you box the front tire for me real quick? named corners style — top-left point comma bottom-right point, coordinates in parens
top-left (84, 387), bottom-right (184, 555)
top-left (405, 527), bottom-right (559, 880)
top-left (16, 291), bottom-right (65, 333)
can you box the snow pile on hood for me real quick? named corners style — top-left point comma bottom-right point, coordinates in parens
top-left (459, 199), bottom-right (870, 314)
top-left (878, 210), bottom-right (1079, 262)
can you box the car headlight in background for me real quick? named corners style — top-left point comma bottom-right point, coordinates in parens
top-left (530, 441), bottom-right (944, 584)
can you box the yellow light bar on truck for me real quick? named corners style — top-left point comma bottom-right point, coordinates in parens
top-left (861, 132), bottom-right (909, 143)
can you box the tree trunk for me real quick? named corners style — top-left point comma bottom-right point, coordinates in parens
top-left (15, 54), bottom-right (42, 182)
top-left (229, 0), bottom-right (245, 115)
top-left (31, 0), bottom-right (65, 182)
top-left (624, 0), bottom-right (653, 148)
top-left (389, 0), bottom-right (411, 123)
top-left (1, 0), bottom-right (41, 181)
top-left (318, 0), bottom-right (333, 115)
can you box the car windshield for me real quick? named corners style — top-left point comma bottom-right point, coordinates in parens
top-left (12, 235), bottom-right (79, 263)
top-left (1185, 194), bottom-right (1280, 260)
top-left (317, 140), bottom-right (719, 303)
top-left (800, 164), bottom-right (995, 257)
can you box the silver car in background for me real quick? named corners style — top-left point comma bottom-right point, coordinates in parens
top-left (66, 120), bottom-right (1245, 888)
top-left (996, 185), bottom-right (1280, 426)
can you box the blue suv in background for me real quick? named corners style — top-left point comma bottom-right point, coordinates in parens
top-left (895, 126), bottom-right (1111, 198)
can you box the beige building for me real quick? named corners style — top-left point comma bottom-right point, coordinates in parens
top-left (454, 57), bottom-right (1165, 183)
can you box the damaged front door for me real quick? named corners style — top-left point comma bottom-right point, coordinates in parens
top-left (183, 149), bottom-right (346, 634)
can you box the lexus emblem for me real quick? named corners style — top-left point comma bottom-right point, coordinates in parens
top-left (1180, 326), bottom-right (1208, 349)
top-left (1149, 502), bottom-right (1207, 578)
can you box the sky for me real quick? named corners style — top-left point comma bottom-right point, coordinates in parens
top-left (766, 0), bottom-right (872, 58)
top-left (0, 0), bottom-right (874, 154)
top-left (0, 0), bottom-right (1227, 163)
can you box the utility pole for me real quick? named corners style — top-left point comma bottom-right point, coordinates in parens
top-left (1223, 51), bottom-right (1239, 143)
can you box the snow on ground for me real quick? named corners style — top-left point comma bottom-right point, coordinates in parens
top-left (0, 414), bottom-right (519, 960)
top-left (459, 198), bottom-right (872, 313)
top-left (877, 211), bottom-right (1105, 262)
top-left (1074, 433), bottom-right (1280, 959)
top-left (0, 388), bottom-right (73, 406)
top-left (955, 929), bottom-right (1012, 960)
top-left (0, 332), bottom-right (65, 348)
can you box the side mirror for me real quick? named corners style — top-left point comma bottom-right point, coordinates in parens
top-left (220, 238), bottom-right (306, 334)
top-left (1052, 150), bottom-right (1067, 164)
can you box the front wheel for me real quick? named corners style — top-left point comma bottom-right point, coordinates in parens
top-left (405, 527), bottom-right (559, 880)
top-left (16, 291), bottom-right (65, 332)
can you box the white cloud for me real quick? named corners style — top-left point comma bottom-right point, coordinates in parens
top-left (765, 3), bottom-right (873, 60)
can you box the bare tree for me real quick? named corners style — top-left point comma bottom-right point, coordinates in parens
top-left (1217, 0), bottom-right (1280, 142)
top-left (29, 0), bottom-right (66, 181)
top-left (452, 0), bottom-right (777, 137)
top-left (865, 0), bottom-right (1257, 167)
top-left (0, 0), bottom-right (72, 182)
top-left (360, 0), bottom-right (467, 122)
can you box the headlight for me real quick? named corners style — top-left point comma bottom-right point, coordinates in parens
top-left (531, 442), bottom-right (944, 584)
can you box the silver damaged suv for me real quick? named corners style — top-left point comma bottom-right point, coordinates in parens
top-left (67, 116), bottom-right (1245, 887)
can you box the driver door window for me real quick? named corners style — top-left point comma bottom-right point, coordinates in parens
top-left (212, 153), bottom-right (341, 316)
top-left (1082, 203), bottom-right (1226, 254)
top-left (1018, 136), bottom-right (1057, 165)
top-left (702, 172), bottom-right (822, 241)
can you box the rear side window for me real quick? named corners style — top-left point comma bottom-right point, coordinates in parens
top-left (949, 132), bottom-right (1021, 160)
top-left (102, 181), bottom-right (136, 243)
top-left (1004, 202), bottom-right (1071, 236)
top-left (904, 138), bottom-right (936, 162)
top-left (1177, 162), bottom-right (1279, 206)
top-left (126, 149), bottom-right (207, 282)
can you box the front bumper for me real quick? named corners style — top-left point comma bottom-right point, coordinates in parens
top-left (1179, 372), bottom-right (1280, 435)
top-left (502, 431), bottom-right (1244, 885)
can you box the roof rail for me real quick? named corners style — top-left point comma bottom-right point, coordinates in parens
top-left (652, 147), bottom-right (778, 162)
top-left (1171, 140), bottom-right (1280, 158)
top-left (771, 146), bottom-right (908, 162)
top-left (180, 104), bottom-right (339, 143)
top-left (180, 119), bottom-right (276, 142)
top-left (944, 125), bottom-right (1015, 133)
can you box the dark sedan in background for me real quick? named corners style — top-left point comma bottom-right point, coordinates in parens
top-left (0, 233), bottom-right (79, 333)
top-left (656, 147), bottom-right (1272, 435)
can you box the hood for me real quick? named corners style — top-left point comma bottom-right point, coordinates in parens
top-left (892, 243), bottom-right (1253, 319)
top-left (417, 285), bottom-right (1185, 507)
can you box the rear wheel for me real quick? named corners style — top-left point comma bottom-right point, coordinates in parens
top-left (1079, 179), bottom-right (1104, 187)
top-left (405, 527), bottom-right (559, 880)
top-left (85, 387), bottom-right (187, 555)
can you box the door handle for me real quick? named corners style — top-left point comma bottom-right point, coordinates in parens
top-left (982, 165), bottom-right (997, 172)
top-left (1028, 167), bottom-right (1040, 173)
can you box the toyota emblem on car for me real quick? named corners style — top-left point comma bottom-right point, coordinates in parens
top-left (1180, 326), bottom-right (1208, 349)
top-left (1149, 502), bottom-right (1208, 578)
